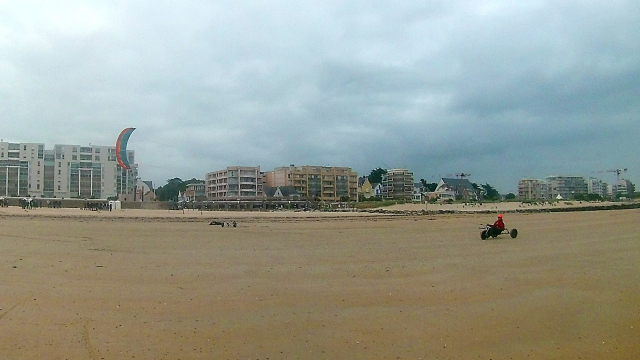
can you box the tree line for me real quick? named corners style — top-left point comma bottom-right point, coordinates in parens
top-left (155, 178), bottom-right (203, 201)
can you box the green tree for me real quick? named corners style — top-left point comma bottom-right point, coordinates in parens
top-left (505, 193), bottom-right (516, 200)
top-left (420, 179), bottom-right (437, 192)
top-left (481, 183), bottom-right (500, 201)
top-left (367, 168), bottom-right (387, 185)
top-left (156, 178), bottom-right (188, 201)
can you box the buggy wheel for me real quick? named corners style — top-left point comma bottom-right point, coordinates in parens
top-left (480, 230), bottom-right (488, 240)
top-left (510, 229), bottom-right (518, 238)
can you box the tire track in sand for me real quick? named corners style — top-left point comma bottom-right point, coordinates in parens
top-left (0, 281), bottom-right (73, 323)
top-left (0, 302), bottom-right (21, 321)
top-left (83, 319), bottom-right (99, 360)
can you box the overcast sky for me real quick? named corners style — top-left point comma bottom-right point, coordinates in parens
top-left (1, 1), bottom-right (638, 193)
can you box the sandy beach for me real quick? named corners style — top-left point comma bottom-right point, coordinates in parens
top-left (0, 206), bottom-right (638, 359)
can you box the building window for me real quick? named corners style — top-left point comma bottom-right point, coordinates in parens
top-left (72, 147), bottom-right (78, 152)
top-left (95, 148), bottom-right (101, 153)
top-left (95, 156), bottom-right (100, 161)
top-left (58, 170), bottom-right (61, 175)
top-left (72, 155), bottom-right (77, 160)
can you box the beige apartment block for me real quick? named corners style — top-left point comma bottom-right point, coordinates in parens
top-left (382, 168), bottom-right (414, 200)
top-left (0, 141), bottom-right (137, 199)
top-left (518, 178), bottom-right (543, 200)
top-left (264, 165), bottom-right (358, 201)
top-left (206, 166), bottom-right (263, 200)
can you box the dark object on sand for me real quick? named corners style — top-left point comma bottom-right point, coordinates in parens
top-left (209, 220), bottom-right (237, 228)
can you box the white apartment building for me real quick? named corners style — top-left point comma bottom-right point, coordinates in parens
top-left (612, 179), bottom-right (635, 198)
top-left (545, 175), bottom-right (587, 199)
top-left (206, 166), bottom-right (263, 200)
top-left (587, 178), bottom-right (608, 198)
top-left (518, 175), bottom-right (612, 200)
top-left (0, 142), bottom-right (41, 197)
top-left (0, 141), bottom-right (137, 199)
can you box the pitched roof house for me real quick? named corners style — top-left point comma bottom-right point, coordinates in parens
top-left (358, 177), bottom-right (375, 199)
top-left (263, 186), bottom-right (301, 200)
top-left (434, 178), bottom-right (478, 201)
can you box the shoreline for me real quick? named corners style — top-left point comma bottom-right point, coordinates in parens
top-left (0, 200), bottom-right (637, 221)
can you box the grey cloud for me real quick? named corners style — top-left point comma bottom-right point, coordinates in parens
top-left (1, 0), bottom-right (638, 193)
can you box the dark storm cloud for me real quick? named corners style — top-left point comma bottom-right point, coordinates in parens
top-left (1, 0), bottom-right (638, 192)
top-left (448, 2), bottom-right (640, 118)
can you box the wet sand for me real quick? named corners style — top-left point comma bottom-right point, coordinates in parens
top-left (0, 207), bottom-right (638, 359)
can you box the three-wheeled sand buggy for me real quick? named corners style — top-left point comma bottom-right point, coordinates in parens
top-left (480, 225), bottom-right (518, 240)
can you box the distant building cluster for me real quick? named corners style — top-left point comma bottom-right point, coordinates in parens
top-left (202, 165), bottom-right (359, 202)
top-left (0, 141), bottom-right (153, 201)
top-left (357, 168), bottom-right (419, 201)
top-left (518, 175), bottom-right (635, 200)
top-left (4, 140), bottom-right (634, 203)
top-left (358, 172), bottom-right (481, 203)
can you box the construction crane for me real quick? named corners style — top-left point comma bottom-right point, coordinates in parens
top-left (445, 173), bottom-right (471, 179)
top-left (593, 168), bottom-right (628, 182)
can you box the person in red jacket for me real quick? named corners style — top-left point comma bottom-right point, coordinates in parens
top-left (488, 214), bottom-right (505, 237)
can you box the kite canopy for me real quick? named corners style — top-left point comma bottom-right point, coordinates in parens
top-left (115, 127), bottom-right (136, 169)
